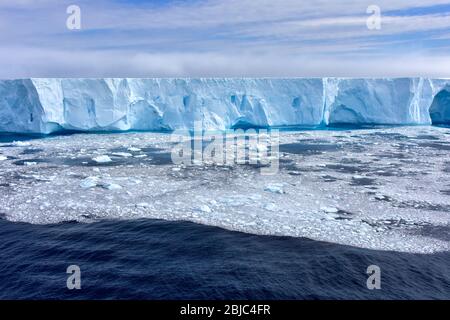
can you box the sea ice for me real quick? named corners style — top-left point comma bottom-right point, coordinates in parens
top-left (0, 127), bottom-right (449, 254)
top-left (320, 206), bottom-right (339, 214)
top-left (112, 152), bottom-right (133, 158)
top-left (102, 183), bottom-right (122, 190)
top-left (197, 205), bottom-right (212, 213)
top-left (80, 176), bottom-right (99, 189)
top-left (264, 184), bottom-right (285, 194)
top-left (92, 155), bottom-right (112, 163)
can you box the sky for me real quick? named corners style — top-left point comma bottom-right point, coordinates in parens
top-left (0, 0), bottom-right (449, 78)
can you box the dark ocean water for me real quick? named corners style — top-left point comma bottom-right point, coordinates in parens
top-left (0, 218), bottom-right (448, 300)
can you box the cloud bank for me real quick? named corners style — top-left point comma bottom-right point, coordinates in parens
top-left (0, 0), bottom-right (449, 77)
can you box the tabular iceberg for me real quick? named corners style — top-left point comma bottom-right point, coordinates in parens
top-left (0, 78), bottom-right (449, 134)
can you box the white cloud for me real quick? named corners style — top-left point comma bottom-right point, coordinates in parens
top-left (0, 47), bottom-right (449, 78)
top-left (0, 0), bottom-right (449, 77)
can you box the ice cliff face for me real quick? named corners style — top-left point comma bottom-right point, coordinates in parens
top-left (0, 78), bottom-right (449, 134)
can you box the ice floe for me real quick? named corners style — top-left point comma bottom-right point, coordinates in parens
top-left (0, 126), bottom-right (449, 254)
top-left (92, 155), bottom-right (112, 163)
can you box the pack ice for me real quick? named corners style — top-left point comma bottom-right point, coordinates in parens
top-left (0, 78), bottom-right (449, 133)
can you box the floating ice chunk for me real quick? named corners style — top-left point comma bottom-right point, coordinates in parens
top-left (197, 205), bottom-right (212, 213)
top-left (92, 155), bottom-right (112, 163)
top-left (264, 183), bottom-right (285, 194)
top-left (257, 144), bottom-right (268, 152)
top-left (264, 203), bottom-right (278, 211)
top-left (12, 141), bottom-right (31, 147)
top-left (136, 202), bottom-right (150, 208)
top-left (320, 206), bottom-right (339, 213)
top-left (112, 152), bottom-right (133, 158)
top-left (0, 155), bottom-right (7, 161)
top-left (127, 147), bottom-right (141, 152)
top-left (80, 176), bottom-right (99, 189)
top-left (375, 194), bottom-right (386, 200)
top-left (24, 161), bottom-right (37, 166)
top-left (103, 183), bottom-right (122, 190)
top-left (249, 194), bottom-right (263, 201)
top-left (316, 163), bottom-right (327, 167)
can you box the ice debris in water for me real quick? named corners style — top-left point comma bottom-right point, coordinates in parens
top-left (112, 152), bottom-right (133, 158)
top-left (102, 183), bottom-right (122, 191)
top-left (0, 155), bottom-right (7, 161)
top-left (2, 126), bottom-right (450, 254)
top-left (12, 141), bottom-right (31, 147)
top-left (197, 205), bottom-right (212, 213)
top-left (80, 176), bottom-right (99, 189)
top-left (264, 183), bottom-right (285, 194)
top-left (320, 206), bottom-right (339, 214)
top-left (92, 155), bottom-right (112, 163)
top-left (264, 203), bottom-right (278, 211)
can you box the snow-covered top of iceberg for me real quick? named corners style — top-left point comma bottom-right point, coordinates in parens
top-left (0, 78), bottom-right (449, 134)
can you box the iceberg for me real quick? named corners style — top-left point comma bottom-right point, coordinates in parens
top-left (0, 78), bottom-right (449, 134)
